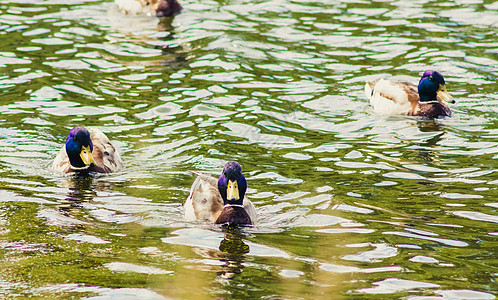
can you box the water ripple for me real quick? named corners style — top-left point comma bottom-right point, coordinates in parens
top-left (0, 0), bottom-right (497, 298)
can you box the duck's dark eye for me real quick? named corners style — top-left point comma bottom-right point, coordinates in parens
top-left (429, 76), bottom-right (433, 81)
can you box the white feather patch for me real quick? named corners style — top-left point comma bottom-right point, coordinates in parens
top-left (366, 79), bottom-right (412, 115)
top-left (184, 195), bottom-right (196, 221)
top-left (115, 0), bottom-right (151, 15)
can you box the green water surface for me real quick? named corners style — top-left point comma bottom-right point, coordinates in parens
top-left (0, 0), bottom-right (497, 298)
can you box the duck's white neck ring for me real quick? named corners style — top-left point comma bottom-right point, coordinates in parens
top-left (70, 165), bottom-right (90, 171)
top-left (224, 204), bottom-right (244, 208)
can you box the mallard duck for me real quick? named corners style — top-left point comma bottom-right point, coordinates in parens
top-left (115, 0), bottom-right (182, 17)
top-left (184, 161), bottom-right (257, 226)
top-left (365, 70), bottom-right (455, 118)
top-left (52, 126), bottom-right (123, 174)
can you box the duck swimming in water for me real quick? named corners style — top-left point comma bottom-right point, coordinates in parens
top-left (184, 161), bottom-right (257, 226)
top-left (115, 0), bottom-right (182, 17)
top-left (365, 70), bottom-right (455, 118)
top-left (52, 126), bottom-right (123, 174)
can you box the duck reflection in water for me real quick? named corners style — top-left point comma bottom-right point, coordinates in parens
top-left (415, 120), bottom-right (446, 146)
top-left (61, 175), bottom-right (95, 204)
top-left (188, 226), bottom-right (251, 280)
top-left (217, 226), bottom-right (250, 279)
top-left (411, 119), bottom-right (448, 163)
top-left (108, 0), bottom-right (188, 67)
top-left (53, 176), bottom-right (101, 226)
top-left (155, 17), bottom-right (189, 66)
top-left (59, 175), bottom-right (118, 205)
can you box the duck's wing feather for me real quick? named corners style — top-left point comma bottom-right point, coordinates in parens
top-left (189, 171), bottom-right (218, 186)
top-left (243, 197), bottom-right (257, 223)
top-left (52, 146), bottom-right (71, 174)
top-left (185, 173), bottom-right (224, 222)
top-left (366, 79), bottom-right (419, 115)
top-left (88, 128), bottom-right (123, 173)
top-left (115, 0), bottom-right (152, 15)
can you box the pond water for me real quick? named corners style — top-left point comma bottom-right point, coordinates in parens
top-left (0, 0), bottom-right (497, 298)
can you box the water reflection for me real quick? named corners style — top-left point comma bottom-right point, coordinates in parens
top-left (414, 119), bottom-right (446, 146)
top-left (162, 227), bottom-right (252, 282)
top-left (217, 227), bottom-right (250, 279)
top-left (59, 175), bottom-right (96, 204)
top-left (58, 174), bottom-right (119, 204)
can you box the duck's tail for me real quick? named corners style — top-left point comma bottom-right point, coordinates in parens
top-left (364, 81), bottom-right (375, 101)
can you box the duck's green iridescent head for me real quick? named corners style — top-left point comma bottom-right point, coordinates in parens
top-left (65, 126), bottom-right (95, 170)
top-left (418, 70), bottom-right (455, 103)
top-left (217, 161), bottom-right (247, 206)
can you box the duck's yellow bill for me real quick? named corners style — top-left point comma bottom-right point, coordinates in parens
top-left (437, 84), bottom-right (455, 104)
top-left (227, 180), bottom-right (239, 202)
top-left (80, 145), bottom-right (95, 166)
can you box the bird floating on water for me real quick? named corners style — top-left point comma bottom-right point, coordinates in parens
top-left (184, 161), bottom-right (257, 226)
top-left (115, 0), bottom-right (182, 17)
top-left (365, 70), bottom-right (455, 118)
top-left (52, 126), bottom-right (123, 174)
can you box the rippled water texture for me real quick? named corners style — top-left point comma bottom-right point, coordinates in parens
top-left (0, 0), bottom-right (497, 298)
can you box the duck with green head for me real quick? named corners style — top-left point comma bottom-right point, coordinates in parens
top-left (184, 161), bottom-right (257, 226)
top-left (365, 70), bottom-right (455, 118)
top-left (52, 126), bottom-right (123, 174)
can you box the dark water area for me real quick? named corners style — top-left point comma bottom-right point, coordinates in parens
top-left (0, 0), bottom-right (497, 298)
